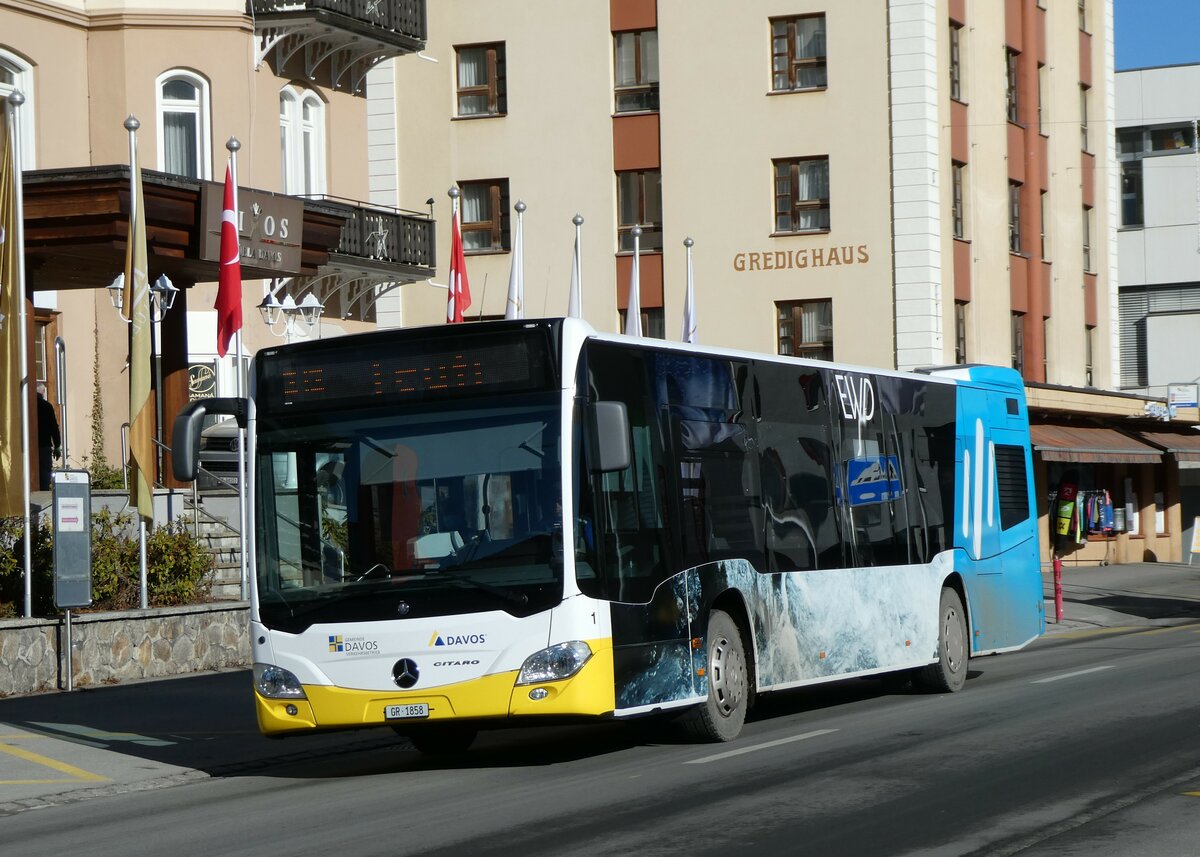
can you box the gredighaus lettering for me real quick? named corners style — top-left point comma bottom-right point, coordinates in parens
top-left (733, 244), bottom-right (869, 272)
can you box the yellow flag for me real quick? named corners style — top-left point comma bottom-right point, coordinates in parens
top-left (0, 107), bottom-right (24, 517)
top-left (125, 135), bottom-right (154, 523)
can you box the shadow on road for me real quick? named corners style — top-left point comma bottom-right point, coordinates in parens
top-left (0, 666), bottom-right (934, 780)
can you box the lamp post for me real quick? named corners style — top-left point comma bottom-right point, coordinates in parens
top-left (107, 272), bottom-right (178, 477)
top-left (258, 288), bottom-right (324, 343)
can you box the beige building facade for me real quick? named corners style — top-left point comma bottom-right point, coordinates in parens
top-left (394, 0), bottom-right (1117, 382)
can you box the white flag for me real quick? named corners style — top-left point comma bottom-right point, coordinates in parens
top-left (567, 216), bottom-right (582, 319)
top-left (505, 201), bottom-right (524, 320)
top-left (624, 230), bottom-right (642, 337)
top-left (681, 238), bottom-right (697, 344)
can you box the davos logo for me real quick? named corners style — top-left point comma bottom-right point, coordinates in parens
top-left (328, 634), bottom-right (380, 655)
top-left (429, 632), bottom-right (487, 647)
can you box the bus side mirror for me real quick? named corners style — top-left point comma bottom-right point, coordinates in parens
top-left (589, 401), bottom-right (631, 473)
top-left (171, 397), bottom-right (247, 483)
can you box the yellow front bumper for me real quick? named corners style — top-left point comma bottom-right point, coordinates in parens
top-left (256, 642), bottom-right (615, 736)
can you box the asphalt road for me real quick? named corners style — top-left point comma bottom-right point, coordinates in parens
top-left (3, 618), bottom-right (1200, 857)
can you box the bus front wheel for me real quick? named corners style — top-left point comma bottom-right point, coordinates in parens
top-left (917, 587), bottom-right (968, 693)
top-left (683, 609), bottom-right (749, 742)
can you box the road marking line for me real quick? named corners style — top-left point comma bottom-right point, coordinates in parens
top-left (0, 742), bottom-right (108, 783)
top-left (1032, 665), bottom-right (1116, 684)
top-left (1183, 791), bottom-right (1200, 798)
top-left (684, 729), bottom-right (837, 765)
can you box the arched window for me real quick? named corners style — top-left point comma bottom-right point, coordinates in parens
top-left (0, 48), bottom-right (36, 169)
top-left (279, 86), bottom-right (326, 196)
top-left (156, 69), bottom-right (211, 179)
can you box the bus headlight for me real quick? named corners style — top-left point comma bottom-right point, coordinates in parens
top-left (254, 663), bottom-right (307, 699)
top-left (517, 641), bottom-right (592, 685)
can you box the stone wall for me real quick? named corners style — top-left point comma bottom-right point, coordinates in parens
top-left (0, 602), bottom-right (250, 697)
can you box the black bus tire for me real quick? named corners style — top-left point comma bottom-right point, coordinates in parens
top-left (917, 587), bottom-right (969, 693)
top-left (683, 609), bottom-right (749, 742)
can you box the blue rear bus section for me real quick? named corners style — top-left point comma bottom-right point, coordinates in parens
top-left (942, 365), bottom-right (1045, 653)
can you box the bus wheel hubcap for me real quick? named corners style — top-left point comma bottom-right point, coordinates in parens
top-left (712, 635), bottom-right (745, 716)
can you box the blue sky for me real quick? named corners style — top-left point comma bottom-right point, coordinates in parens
top-left (1115, 0), bottom-right (1200, 70)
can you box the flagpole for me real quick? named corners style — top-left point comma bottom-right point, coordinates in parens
top-left (568, 214), bottom-right (583, 319)
top-left (125, 116), bottom-right (150, 610)
top-left (8, 91), bottom-right (32, 618)
top-left (624, 226), bottom-right (642, 337)
top-left (682, 236), bottom-right (697, 345)
top-left (228, 136), bottom-right (249, 602)
top-left (505, 200), bottom-right (525, 320)
top-left (447, 186), bottom-right (459, 323)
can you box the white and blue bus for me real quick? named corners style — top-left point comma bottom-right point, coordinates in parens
top-left (174, 318), bottom-right (1043, 752)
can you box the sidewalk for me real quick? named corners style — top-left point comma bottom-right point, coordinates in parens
top-left (1042, 560), bottom-right (1200, 635)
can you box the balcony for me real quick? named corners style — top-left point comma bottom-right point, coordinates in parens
top-left (292, 198), bottom-right (436, 322)
top-left (250, 0), bottom-right (427, 93)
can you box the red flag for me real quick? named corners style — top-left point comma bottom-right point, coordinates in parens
top-left (447, 210), bottom-right (471, 323)
top-left (214, 163), bottom-right (242, 356)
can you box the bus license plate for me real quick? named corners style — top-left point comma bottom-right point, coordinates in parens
top-left (385, 703), bottom-right (429, 720)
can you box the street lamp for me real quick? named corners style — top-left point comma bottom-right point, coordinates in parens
top-left (107, 272), bottom-right (178, 479)
top-left (258, 289), bottom-right (324, 342)
top-left (107, 272), bottom-right (178, 320)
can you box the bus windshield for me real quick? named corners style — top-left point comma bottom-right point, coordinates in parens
top-left (254, 394), bottom-right (565, 633)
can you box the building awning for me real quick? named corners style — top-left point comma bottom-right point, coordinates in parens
top-left (1030, 423), bottom-right (1163, 464)
top-left (1132, 428), bottom-right (1200, 462)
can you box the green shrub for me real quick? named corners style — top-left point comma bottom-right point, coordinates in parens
top-left (0, 508), bottom-right (214, 617)
top-left (0, 515), bottom-right (54, 618)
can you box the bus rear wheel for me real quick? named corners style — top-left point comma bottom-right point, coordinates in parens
top-left (917, 587), bottom-right (968, 693)
top-left (398, 725), bottom-right (478, 756)
top-left (683, 609), bottom-right (749, 742)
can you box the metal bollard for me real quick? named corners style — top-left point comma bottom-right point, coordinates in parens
top-left (1053, 556), bottom-right (1064, 623)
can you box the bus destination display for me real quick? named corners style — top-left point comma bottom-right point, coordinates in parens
top-left (261, 331), bottom-right (554, 411)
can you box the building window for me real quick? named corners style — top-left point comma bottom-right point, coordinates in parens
top-left (1150, 124), bottom-right (1195, 152)
top-left (458, 178), bottom-right (510, 253)
top-left (952, 163), bottom-right (966, 239)
top-left (618, 308), bottom-right (665, 339)
top-left (1005, 49), bottom-right (1020, 123)
top-left (456, 43), bottom-right (507, 117)
top-left (157, 71), bottom-right (211, 179)
top-left (1082, 206), bottom-right (1093, 272)
top-left (1011, 312), bottom-right (1025, 375)
top-left (280, 86), bottom-right (326, 196)
top-left (1042, 317), bottom-right (1050, 380)
top-left (1121, 161), bottom-right (1143, 227)
top-left (1040, 191), bottom-right (1049, 259)
top-left (1038, 65), bottom-right (1047, 133)
top-left (1080, 85), bottom-right (1090, 152)
top-left (771, 15), bottom-right (827, 92)
top-left (1085, 325), bottom-right (1095, 386)
top-left (776, 300), bottom-right (833, 361)
top-left (1078, 0), bottom-right (1088, 31)
top-left (0, 50), bottom-right (35, 169)
top-left (773, 156), bottom-right (830, 233)
top-left (949, 23), bottom-right (963, 101)
top-left (33, 321), bottom-right (47, 383)
top-left (1009, 181), bottom-right (1022, 253)
top-left (1120, 124), bottom-right (1197, 157)
top-left (614, 30), bottom-right (659, 112)
top-left (617, 169), bottom-right (663, 252)
top-left (955, 301), bottom-right (968, 364)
